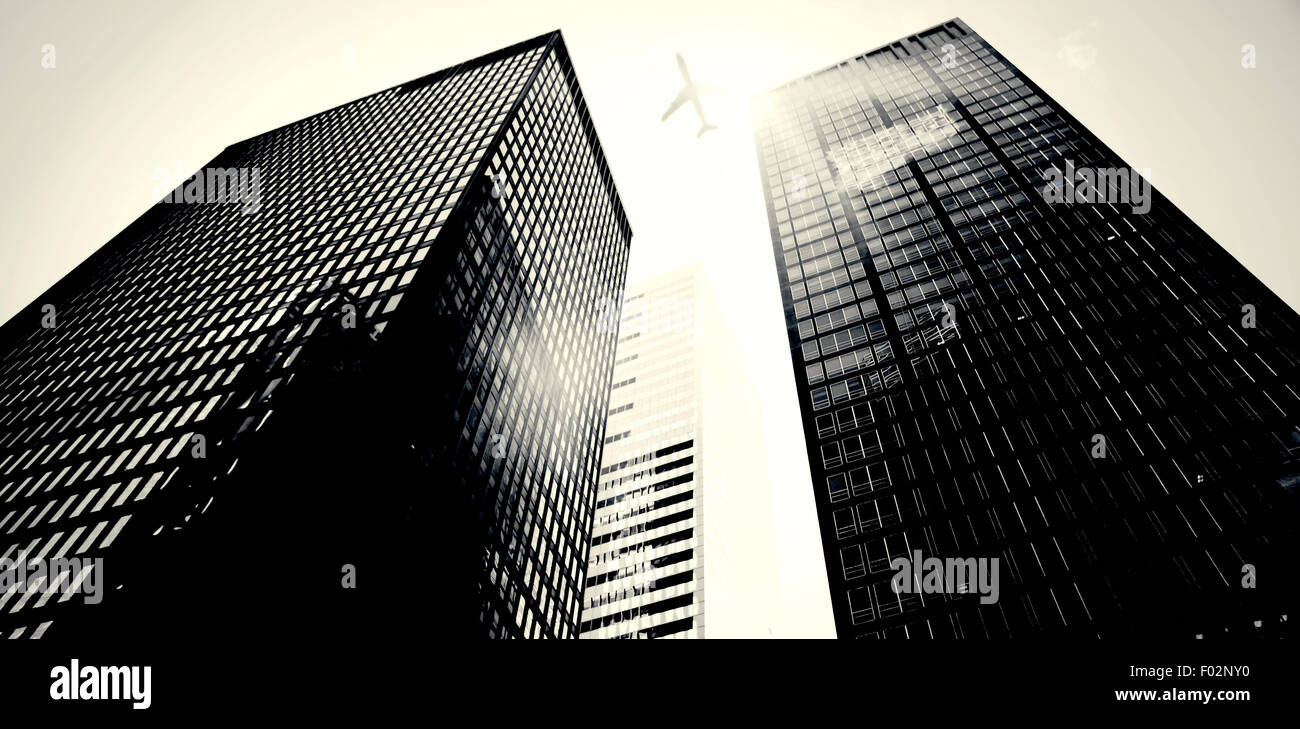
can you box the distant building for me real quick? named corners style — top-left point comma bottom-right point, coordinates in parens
top-left (581, 265), bottom-right (705, 638)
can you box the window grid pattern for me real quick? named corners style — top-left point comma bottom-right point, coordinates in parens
top-left (0, 32), bottom-right (630, 640)
top-left (445, 47), bottom-right (632, 638)
top-left (579, 268), bottom-right (703, 639)
top-left (754, 18), bottom-right (1300, 638)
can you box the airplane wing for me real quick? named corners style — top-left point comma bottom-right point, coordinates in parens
top-left (690, 95), bottom-right (707, 124)
top-left (661, 89), bottom-right (691, 122)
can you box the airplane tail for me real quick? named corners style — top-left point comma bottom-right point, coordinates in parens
top-left (696, 123), bottom-right (719, 138)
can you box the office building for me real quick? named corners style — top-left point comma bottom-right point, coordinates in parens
top-left (752, 18), bottom-right (1300, 637)
top-left (0, 31), bottom-right (631, 640)
top-left (580, 265), bottom-right (705, 638)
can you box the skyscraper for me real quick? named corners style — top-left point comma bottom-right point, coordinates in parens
top-left (577, 263), bottom-right (791, 639)
top-left (580, 265), bottom-right (705, 638)
top-left (753, 18), bottom-right (1300, 638)
top-left (0, 31), bottom-right (631, 641)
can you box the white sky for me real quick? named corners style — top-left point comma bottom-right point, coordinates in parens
top-left (3, 0), bottom-right (1298, 637)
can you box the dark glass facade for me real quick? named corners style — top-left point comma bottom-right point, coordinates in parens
top-left (754, 18), bottom-right (1300, 637)
top-left (0, 31), bottom-right (630, 641)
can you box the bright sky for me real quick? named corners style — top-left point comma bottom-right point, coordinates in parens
top-left (3, 0), bottom-right (1298, 637)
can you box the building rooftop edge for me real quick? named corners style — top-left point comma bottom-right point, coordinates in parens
top-left (756, 17), bottom-right (972, 98)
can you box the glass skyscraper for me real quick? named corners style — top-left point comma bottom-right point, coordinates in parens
top-left (753, 18), bottom-right (1300, 638)
top-left (580, 265), bottom-right (705, 639)
top-left (0, 31), bottom-right (630, 641)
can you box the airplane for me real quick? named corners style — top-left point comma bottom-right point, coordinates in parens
top-left (661, 53), bottom-right (719, 138)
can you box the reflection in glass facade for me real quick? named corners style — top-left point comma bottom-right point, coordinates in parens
top-left (753, 18), bottom-right (1300, 637)
top-left (0, 31), bottom-right (631, 640)
top-left (580, 265), bottom-right (704, 639)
